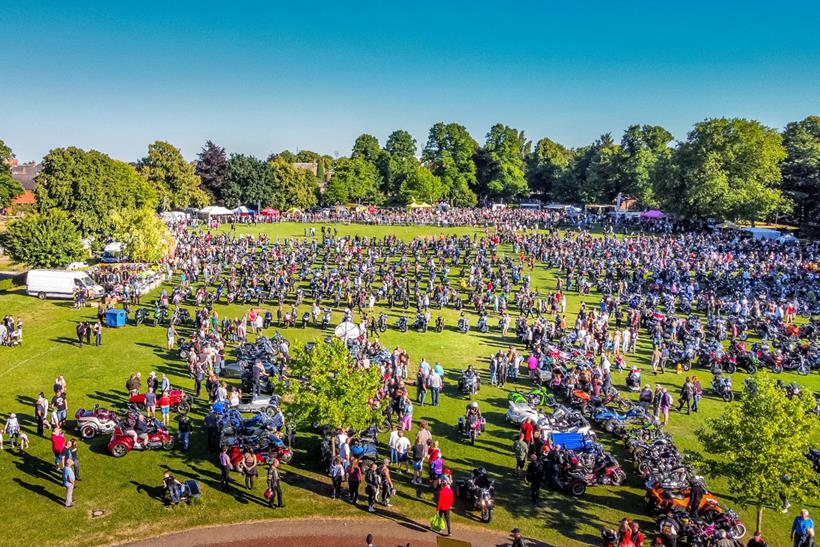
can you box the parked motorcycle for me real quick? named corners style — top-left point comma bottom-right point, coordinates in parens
top-left (75, 405), bottom-right (120, 439)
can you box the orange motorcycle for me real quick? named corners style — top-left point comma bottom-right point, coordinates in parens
top-left (645, 479), bottom-right (723, 518)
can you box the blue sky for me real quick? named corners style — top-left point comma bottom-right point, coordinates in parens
top-left (2, 1), bottom-right (819, 162)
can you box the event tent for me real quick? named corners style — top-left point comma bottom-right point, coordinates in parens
top-left (640, 210), bottom-right (666, 219)
top-left (233, 205), bottom-right (256, 215)
top-left (200, 206), bottom-right (234, 216)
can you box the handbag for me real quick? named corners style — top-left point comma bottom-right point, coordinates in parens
top-left (430, 513), bottom-right (445, 532)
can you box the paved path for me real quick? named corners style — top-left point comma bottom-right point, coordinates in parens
top-left (122, 517), bottom-right (549, 547)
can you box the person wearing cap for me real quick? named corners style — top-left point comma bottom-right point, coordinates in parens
top-left (511, 528), bottom-right (524, 547)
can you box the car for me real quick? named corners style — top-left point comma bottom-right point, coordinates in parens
top-left (235, 393), bottom-right (282, 416)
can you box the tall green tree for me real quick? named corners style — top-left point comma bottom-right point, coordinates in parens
top-left (616, 125), bottom-right (673, 208)
top-left (0, 139), bottom-right (23, 209)
top-left (398, 165), bottom-right (444, 204)
top-left (35, 147), bottom-right (157, 239)
top-left (476, 124), bottom-right (530, 200)
top-left (422, 122), bottom-right (479, 206)
top-left (664, 118), bottom-right (788, 221)
top-left (351, 134), bottom-right (382, 165)
top-left (138, 141), bottom-right (209, 210)
top-left (224, 154), bottom-right (271, 208)
top-left (268, 159), bottom-right (319, 210)
top-left (269, 150), bottom-right (297, 163)
top-left (111, 208), bottom-right (174, 263)
top-left (781, 115), bottom-right (820, 222)
top-left (695, 372), bottom-right (819, 533)
top-left (273, 340), bottom-right (381, 433)
top-left (527, 137), bottom-right (572, 198)
top-left (195, 140), bottom-right (229, 203)
top-left (294, 150), bottom-right (321, 163)
top-left (379, 130), bottom-right (419, 196)
top-left (5, 210), bottom-right (85, 268)
top-left (555, 135), bottom-right (621, 204)
top-left (324, 157), bottom-right (381, 204)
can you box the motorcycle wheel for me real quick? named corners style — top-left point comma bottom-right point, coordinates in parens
top-left (722, 391), bottom-right (734, 403)
top-left (612, 469), bottom-right (627, 486)
top-left (798, 364), bottom-right (810, 376)
top-left (604, 420), bottom-right (616, 433)
top-left (725, 363), bottom-right (736, 374)
top-left (179, 349), bottom-right (189, 360)
top-left (80, 424), bottom-right (97, 439)
top-left (469, 430), bottom-right (476, 445)
top-left (265, 406), bottom-right (277, 417)
top-left (176, 401), bottom-right (191, 414)
top-left (747, 364), bottom-right (757, 374)
top-left (682, 362), bottom-right (691, 372)
top-left (162, 437), bottom-right (175, 450)
top-left (732, 523), bottom-right (747, 539)
top-left (110, 443), bottom-right (129, 457)
top-left (280, 451), bottom-right (293, 464)
top-left (482, 507), bottom-right (493, 523)
top-left (569, 481), bottom-right (586, 497)
top-left (772, 364), bottom-right (783, 373)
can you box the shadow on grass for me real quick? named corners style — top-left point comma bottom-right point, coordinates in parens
top-left (13, 477), bottom-right (65, 505)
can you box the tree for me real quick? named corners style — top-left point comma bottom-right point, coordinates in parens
top-left (555, 135), bottom-right (621, 204)
top-left (665, 118), bottom-right (788, 221)
top-left (35, 147), bottom-right (157, 240)
top-left (422, 122), bottom-right (479, 206)
top-left (138, 141), bottom-right (209, 210)
top-left (273, 340), bottom-right (381, 433)
top-left (527, 137), bottom-right (573, 198)
top-left (616, 125), bottom-right (673, 208)
top-left (380, 130), bottom-right (419, 196)
top-left (351, 134), bottom-right (382, 164)
top-left (195, 141), bottom-right (229, 203)
top-left (224, 154), bottom-right (271, 208)
top-left (695, 372), bottom-right (819, 533)
top-left (111, 208), bottom-right (174, 263)
top-left (781, 116), bottom-right (820, 222)
top-left (294, 150), bottom-right (321, 163)
top-left (476, 124), bottom-right (530, 200)
top-left (268, 159), bottom-right (318, 210)
top-left (5, 210), bottom-right (85, 268)
top-left (0, 139), bottom-right (23, 209)
top-left (398, 165), bottom-right (444, 204)
top-left (324, 157), bottom-right (382, 204)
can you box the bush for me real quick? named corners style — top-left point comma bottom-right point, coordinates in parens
top-left (5, 210), bottom-right (85, 268)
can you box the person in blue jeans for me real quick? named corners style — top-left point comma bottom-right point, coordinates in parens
top-left (791, 509), bottom-right (814, 547)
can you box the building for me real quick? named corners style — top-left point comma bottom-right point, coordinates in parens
top-left (11, 161), bottom-right (42, 192)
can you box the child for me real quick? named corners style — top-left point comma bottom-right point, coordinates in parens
top-left (18, 431), bottom-right (29, 450)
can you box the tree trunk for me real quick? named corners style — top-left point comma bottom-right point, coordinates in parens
top-left (756, 505), bottom-right (763, 534)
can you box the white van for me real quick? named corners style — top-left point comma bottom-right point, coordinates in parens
top-left (26, 269), bottom-right (105, 300)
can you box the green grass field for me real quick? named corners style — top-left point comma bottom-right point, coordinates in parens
top-left (0, 222), bottom-right (817, 547)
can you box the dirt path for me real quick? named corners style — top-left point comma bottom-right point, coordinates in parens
top-left (122, 516), bottom-right (549, 547)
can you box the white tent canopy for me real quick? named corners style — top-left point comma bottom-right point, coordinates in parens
top-left (200, 205), bottom-right (234, 216)
top-left (334, 321), bottom-right (361, 341)
top-left (104, 241), bottom-right (124, 253)
top-left (160, 211), bottom-right (188, 221)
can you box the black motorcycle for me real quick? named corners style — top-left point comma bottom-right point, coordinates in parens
top-left (396, 316), bottom-right (408, 333)
top-left (435, 316), bottom-right (444, 333)
top-left (455, 469), bottom-right (495, 522)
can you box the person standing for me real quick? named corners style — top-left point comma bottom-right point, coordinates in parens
top-left (365, 462), bottom-right (380, 513)
top-left (329, 456), bottom-right (345, 500)
top-left (436, 476), bottom-right (454, 536)
top-left (692, 377), bottom-right (703, 413)
top-left (63, 457), bottom-right (76, 507)
top-left (347, 458), bottom-right (362, 504)
top-left (678, 378), bottom-right (693, 415)
top-left (61, 438), bottom-right (80, 480)
top-left (526, 454), bottom-right (543, 503)
top-left (379, 458), bottom-right (394, 507)
top-left (178, 414), bottom-right (192, 451)
top-left (35, 392), bottom-right (48, 436)
top-left (428, 369), bottom-right (442, 406)
top-left (4, 414), bottom-right (20, 448)
top-left (266, 459), bottom-right (283, 507)
top-left (511, 528), bottom-right (525, 547)
top-left (513, 433), bottom-right (529, 478)
top-left (51, 428), bottom-right (66, 469)
top-left (240, 449), bottom-right (258, 490)
top-left (218, 446), bottom-right (232, 491)
top-left (792, 510), bottom-right (815, 547)
top-left (93, 321), bottom-right (102, 346)
top-left (660, 388), bottom-right (673, 426)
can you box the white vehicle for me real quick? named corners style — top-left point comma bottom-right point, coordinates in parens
top-left (26, 269), bottom-right (104, 300)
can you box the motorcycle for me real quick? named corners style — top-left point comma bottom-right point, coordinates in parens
top-left (134, 308), bottom-right (148, 326)
top-left (107, 419), bottom-right (175, 457)
top-left (476, 315), bottom-right (489, 333)
top-left (377, 313), bottom-right (388, 333)
top-left (435, 316), bottom-right (444, 333)
top-left (710, 374), bottom-right (734, 402)
top-left (458, 317), bottom-right (469, 334)
top-left (128, 389), bottom-right (192, 413)
top-left (458, 372), bottom-right (480, 396)
top-left (456, 412), bottom-right (485, 445)
top-left (645, 478), bottom-right (724, 518)
top-left (396, 316), bottom-right (408, 333)
top-left (321, 309), bottom-right (331, 329)
top-left (455, 469), bottom-right (495, 522)
top-left (557, 453), bottom-right (626, 496)
top-left (626, 367), bottom-right (642, 391)
top-left (301, 312), bottom-right (310, 328)
top-left (75, 405), bottom-right (119, 439)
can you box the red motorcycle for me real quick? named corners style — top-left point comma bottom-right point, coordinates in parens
top-left (559, 454), bottom-right (626, 496)
top-left (107, 420), bottom-right (175, 457)
top-left (75, 405), bottom-right (119, 439)
top-left (128, 389), bottom-right (192, 413)
top-left (228, 441), bottom-right (292, 466)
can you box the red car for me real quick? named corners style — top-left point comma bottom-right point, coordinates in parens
top-left (228, 441), bottom-right (292, 466)
top-left (128, 389), bottom-right (192, 413)
top-left (107, 419), bottom-right (175, 457)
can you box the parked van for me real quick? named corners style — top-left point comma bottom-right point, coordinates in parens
top-left (26, 269), bottom-right (105, 300)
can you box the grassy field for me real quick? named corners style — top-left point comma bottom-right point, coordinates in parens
top-left (0, 222), bottom-right (817, 547)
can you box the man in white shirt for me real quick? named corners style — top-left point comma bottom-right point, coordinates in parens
top-left (395, 431), bottom-right (411, 472)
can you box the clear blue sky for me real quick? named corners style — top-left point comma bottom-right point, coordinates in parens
top-left (3, 1), bottom-right (819, 162)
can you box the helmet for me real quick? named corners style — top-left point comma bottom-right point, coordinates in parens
top-left (469, 402), bottom-right (479, 410)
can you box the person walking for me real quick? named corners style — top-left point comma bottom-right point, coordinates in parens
top-left (35, 392), bottom-right (48, 436)
top-left (678, 377), bottom-right (693, 415)
top-left (513, 433), bottom-right (528, 478)
top-left (436, 476), bottom-right (454, 536)
top-left (428, 369), bottom-right (442, 406)
top-left (365, 462), bottom-right (380, 513)
top-left (93, 321), bottom-right (102, 346)
top-left (692, 377), bottom-right (703, 413)
top-left (63, 457), bottom-right (76, 507)
top-left (526, 454), bottom-right (543, 503)
top-left (660, 388), bottom-right (673, 426)
top-left (266, 459), bottom-right (284, 508)
top-left (240, 450), bottom-right (258, 490)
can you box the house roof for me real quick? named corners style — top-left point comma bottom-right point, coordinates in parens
top-left (10, 162), bottom-right (42, 191)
